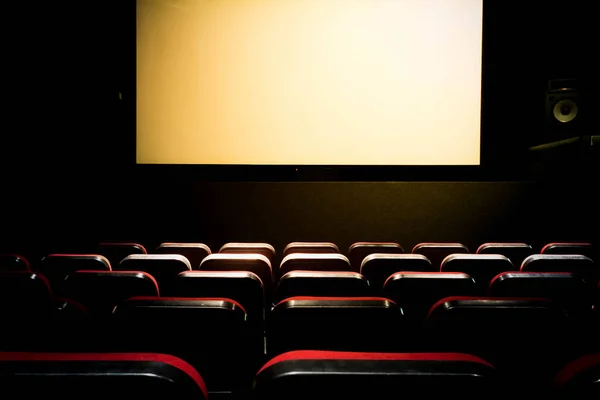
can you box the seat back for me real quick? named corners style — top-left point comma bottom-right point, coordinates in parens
top-left (200, 253), bottom-right (273, 298)
top-left (0, 272), bottom-right (53, 318)
top-left (384, 272), bottom-right (477, 322)
top-left (0, 352), bottom-right (208, 400)
top-left (116, 254), bottom-right (191, 290)
top-left (360, 254), bottom-right (434, 292)
top-left (348, 242), bottom-right (404, 273)
top-left (541, 242), bottom-right (594, 260)
top-left (254, 350), bottom-right (497, 400)
top-left (276, 271), bottom-right (369, 302)
top-left (282, 242), bottom-right (339, 257)
top-left (268, 297), bottom-right (403, 355)
top-left (97, 242), bottom-right (147, 267)
top-left (279, 253), bottom-right (351, 277)
top-left (489, 272), bottom-right (592, 316)
top-left (441, 254), bottom-right (516, 292)
top-left (0, 254), bottom-right (30, 271)
top-left (476, 243), bottom-right (533, 270)
top-left (521, 254), bottom-right (597, 284)
top-left (37, 254), bottom-right (111, 293)
top-left (113, 297), bottom-right (256, 391)
top-left (170, 270), bottom-right (265, 324)
top-left (553, 353), bottom-right (600, 398)
top-left (412, 243), bottom-right (469, 269)
top-left (155, 243), bottom-right (211, 270)
top-left (63, 271), bottom-right (159, 317)
top-left (219, 242), bottom-right (276, 263)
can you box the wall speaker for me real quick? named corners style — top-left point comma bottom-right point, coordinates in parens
top-left (545, 78), bottom-right (584, 141)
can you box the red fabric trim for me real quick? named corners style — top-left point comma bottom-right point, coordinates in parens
top-left (99, 243), bottom-right (148, 254)
top-left (0, 254), bottom-right (31, 271)
top-left (383, 271), bottom-right (469, 288)
top-left (74, 270), bottom-right (160, 297)
top-left (127, 296), bottom-right (247, 314)
top-left (0, 352), bottom-right (207, 398)
top-left (426, 296), bottom-right (551, 320)
top-left (54, 297), bottom-right (87, 313)
top-left (275, 296), bottom-right (396, 307)
top-left (541, 242), bottom-right (591, 254)
top-left (258, 350), bottom-right (493, 375)
top-left (554, 353), bottom-right (600, 387)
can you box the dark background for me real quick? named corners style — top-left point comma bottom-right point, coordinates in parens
top-left (2, 1), bottom-right (597, 255)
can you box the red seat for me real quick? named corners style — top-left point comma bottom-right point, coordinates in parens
top-left (441, 254), bottom-right (516, 291)
top-left (360, 254), bottom-right (434, 292)
top-left (279, 254), bottom-right (351, 277)
top-left (200, 253), bottom-right (273, 297)
top-left (553, 353), bottom-right (600, 397)
top-left (383, 272), bottom-right (477, 322)
top-left (489, 272), bottom-right (591, 316)
top-left (541, 242), bottom-right (594, 260)
top-left (170, 270), bottom-right (265, 324)
top-left (476, 242), bottom-right (533, 269)
top-left (268, 297), bottom-right (403, 355)
top-left (254, 350), bottom-right (497, 399)
top-left (276, 271), bottom-right (369, 302)
top-left (0, 352), bottom-right (208, 400)
top-left (219, 242), bottom-right (276, 263)
top-left (113, 297), bottom-right (257, 392)
top-left (97, 242), bottom-right (147, 267)
top-left (0, 254), bottom-right (30, 271)
top-left (521, 254), bottom-right (597, 284)
top-left (155, 242), bottom-right (211, 270)
top-left (282, 242), bottom-right (339, 257)
top-left (37, 254), bottom-right (111, 293)
top-left (116, 254), bottom-right (191, 290)
top-left (412, 243), bottom-right (469, 269)
top-left (63, 270), bottom-right (159, 317)
top-left (348, 242), bottom-right (404, 273)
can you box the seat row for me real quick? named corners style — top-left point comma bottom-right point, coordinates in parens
top-left (1, 241), bottom-right (594, 272)
top-left (0, 351), bottom-right (597, 399)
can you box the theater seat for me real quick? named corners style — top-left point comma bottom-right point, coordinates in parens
top-left (0, 352), bottom-right (208, 400)
top-left (200, 253), bottom-right (273, 298)
top-left (541, 242), bottom-right (594, 260)
top-left (268, 297), bottom-right (403, 355)
top-left (276, 271), bottom-right (369, 302)
top-left (348, 242), bottom-right (404, 272)
top-left (553, 353), bottom-right (600, 398)
top-left (426, 296), bottom-right (569, 377)
top-left (383, 272), bottom-right (477, 322)
top-left (116, 254), bottom-right (191, 290)
top-left (441, 254), bottom-right (516, 292)
top-left (279, 253), bottom-right (351, 277)
top-left (113, 297), bottom-right (258, 392)
top-left (489, 272), bottom-right (591, 316)
top-left (0, 271), bottom-right (53, 318)
top-left (521, 254), bottom-right (597, 285)
top-left (63, 270), bottom-right (160, 317)
top-left (360, 254), bottom-right (434, 292)
top-left (155, 242), bottom-right (211, 270)
top-left (0, 254), bottom-right (30, 271)
top-left (37, 254), bottom-right (111, 294)
top-left (170, 270), bottom-right (265, 324)
top-left (97, 242), bottom-right (147, 267)
top-left (412, 243), bottom-right (469, 269)
top-left (476, 242), bottom-right (533, 270)
top-left (282, 242), bottom-right (339, 257)
top-left (219, 242), bottom-right (276, 263)
top-left (253, 350), bottom-right (497, 399)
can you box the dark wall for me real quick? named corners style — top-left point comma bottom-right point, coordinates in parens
top-left (2, 1), bottom-right (597, 254)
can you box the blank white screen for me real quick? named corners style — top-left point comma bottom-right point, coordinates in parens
top-left (137, 0), bottom-right (483, 165)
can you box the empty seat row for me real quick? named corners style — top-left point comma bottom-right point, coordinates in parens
top-left (0, 351), bottom-right (597, 399)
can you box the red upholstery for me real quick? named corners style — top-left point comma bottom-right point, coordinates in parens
top-left (275, 296), bottom-right (396, 307)
top-left (258, 350), bottom-right (493, 374)
top-left (127, 296), bottom-right (247, 314)
top-left (0, 352), bottom-right (207, 398)
top-left (554, 353), bottom-right (600, 387)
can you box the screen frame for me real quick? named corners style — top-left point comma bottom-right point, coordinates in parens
top-left (125, 0), bottom-right (527, 182)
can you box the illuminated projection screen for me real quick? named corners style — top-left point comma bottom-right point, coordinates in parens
top-left (137, 0), bottom-right (483, 165)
